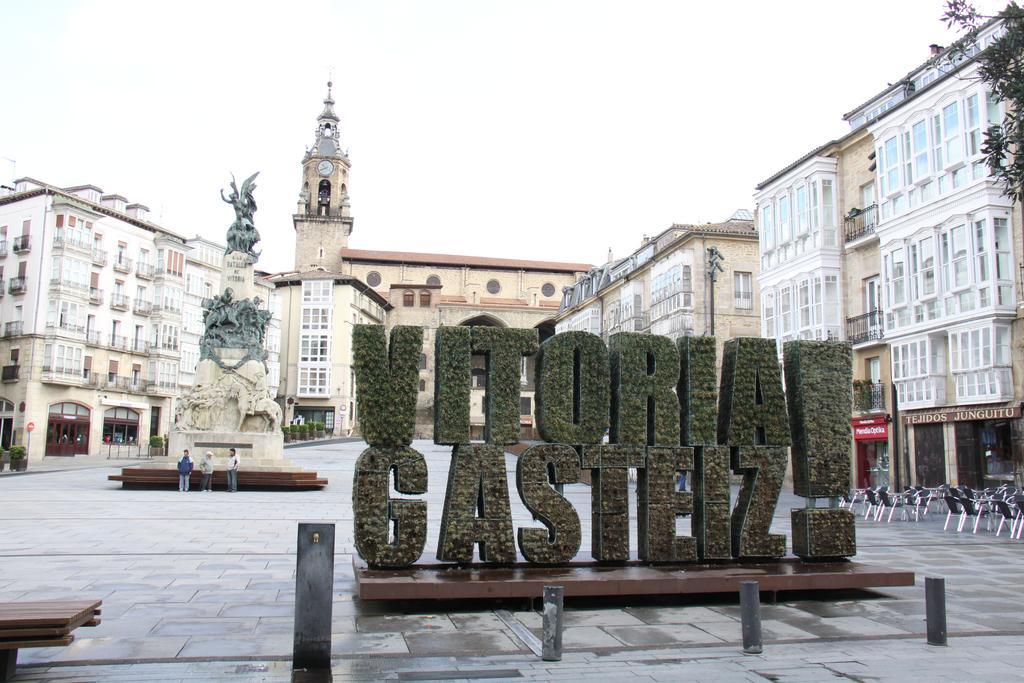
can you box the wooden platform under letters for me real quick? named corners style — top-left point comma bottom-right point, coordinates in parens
top-left (109, 468), bottom-right (328, 490)
top-left (354, 557), bottom-right (914, 601)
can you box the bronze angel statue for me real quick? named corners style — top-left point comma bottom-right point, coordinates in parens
top-left (221, 172), bottom-right (261, 261)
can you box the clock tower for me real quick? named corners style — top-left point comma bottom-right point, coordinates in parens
top-left (293, 81), bottom-right (353, 271)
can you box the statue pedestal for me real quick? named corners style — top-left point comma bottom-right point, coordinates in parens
top-left (168, 430), bottom-right (287, 469)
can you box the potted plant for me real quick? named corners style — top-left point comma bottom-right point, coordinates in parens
top-left (315, 422), bottom-right (325, 438)
top-left (300, 424), bottom-right (310, 440)
top-left (149, 435), bottom-right (165, 458)
top-left (9, 445), bottom-right (27, 472)
top-left (0, 450), bottom-right (8, 472)
top-left (282, 425), bottom-right (292, 443)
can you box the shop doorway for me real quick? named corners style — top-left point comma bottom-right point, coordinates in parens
top-left (293, 408), bottom-right (335, 434)
top-left (150, 407), bottom-right (161, 441)
top-left (856, 440), bottom-right (889, 488)
top-left (914, 423), bottom-right (946, 486)
top-left (45, 402), bottom-right (91, 456)
top-left (955, 419), bottom-right (1013, 489)
top-left (0, 399), bottom-right (13, 450)
top-left (102, 407), bottom-right (140, 445)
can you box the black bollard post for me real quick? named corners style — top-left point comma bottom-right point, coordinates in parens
top-left (293, 523), bottom-right (335, 680)
top-left (542, 585), bottom-right (564, 661)
top-left (740, 580), bottom-right (763, 654)
top-left (925, 576), bottom-right (947, 646)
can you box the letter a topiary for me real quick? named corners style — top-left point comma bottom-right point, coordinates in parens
top-left (434, 325), bottom-right (472, 445)
top-left (535, 331), bottom-right (609, 445)
top-left (471, 327), bottom-right (539, 445)
top-left (353, 325), bottom-right (423, 448)
top-left (609, 332), bottom-right (680, 446)
top-left (436, 444), bottom-right (516, 563)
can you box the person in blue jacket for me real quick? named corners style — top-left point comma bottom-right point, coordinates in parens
top-left (177, 449), bottom-right (194, 492)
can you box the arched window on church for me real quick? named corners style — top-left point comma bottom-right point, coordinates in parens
top-left (317, 180), bottom-right (331, 216)
top-left (403, 290), bottom-right (415, 307)
top-left (419, 291), bottom-right (431, 307)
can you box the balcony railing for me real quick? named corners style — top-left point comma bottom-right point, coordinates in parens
top-left (133, 300), bottom-right (153, 316)
top-left (49, 277), bottom-right (89, 294)
top-left (110, 293), bottom-right (130, 310)
top-left (52, 232), bottom-right (91, 252)
top-left (145, 379), bottom-right (178, 395)
top-left (136, 262), bottom-right (156, 279)
top-left (89, 287), bottom-right (103, 305)
top-left (9, 277), bottom-right (27, 295)
top-left (108, 334), bottom-right (131, 351)
top-left (104, 376), bottom-right (143, 392)
top-left (854, 381), bottom-right (887, 413)
top-left (1, 365), bottom-right (19, 382)
top-left (12, 235), bottom-right (30, 253)
top-left (112, 256), bottom-right (133, 273)
top-left (91, 249), bottom-right (108, 266)
top-left (45, 320), bottom-right (85, 336)
top-left (131, 338), bottom-right (150, 353)
top-left (0, 240), bottom-right (7, 257)
top-left (151, 339), bottom-right (180, 352)
top-left (86, 329), bottom-right (102, 345)
top-left (844, 204), bottom-right (878, 243)
top-left (0, 279), bottom-right (4, 297)
top-left (846, 309), bottom-right (885, 344)
top-left (3, 321), bottom-right (23, 338)
top-left (40, 363), bottom-right (84, 381)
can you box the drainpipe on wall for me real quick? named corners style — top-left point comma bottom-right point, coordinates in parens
top-left (26, 193), bottom-right (50, 458)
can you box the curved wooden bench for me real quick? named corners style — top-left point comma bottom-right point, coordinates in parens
top-left (108, 468), bottom-right (328, 489)
top-left (0, 600), bottom-right (101, 681)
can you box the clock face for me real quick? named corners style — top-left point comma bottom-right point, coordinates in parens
top-left (317, 160), bottom-right (335, 176)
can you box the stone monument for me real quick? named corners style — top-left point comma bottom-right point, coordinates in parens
top-left (167, 173), bottom-right (284, 465)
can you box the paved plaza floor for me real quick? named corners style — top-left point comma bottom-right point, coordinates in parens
top-left (1, 439), bottom-right (1023, 681)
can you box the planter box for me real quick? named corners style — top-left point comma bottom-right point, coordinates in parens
top-left (10, 459), bottom-right (27, 472)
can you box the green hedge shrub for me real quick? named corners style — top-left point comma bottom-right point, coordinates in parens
top-left (352, 446), bottom-right (428, 568)
top-left (717, 337), bottom-right (791, 447)
top-left (9, 445), bottom-right (26, 460)
top-left (436, 444), bottom-right (516, 563)
top-left (535, 331), bottom-right (609, 445)
top-left (149, 435), bottom-right (164, 448)
top-left (471, 327), bottom-right (539, 445)
top-left (433, 325), bottom-right (472, 445)
top-left (609, 332), bottom-right (679, 446)
top-left (353, 324), bottom-right (423, 448)
top-left (677, 336), bottom-right (717, 446)
top-left (791, 508), bottom-right (856, 560)
top-left (783, 340), bottom-right (853, 498)
top-left (515, 444), bottom-right (582, 563)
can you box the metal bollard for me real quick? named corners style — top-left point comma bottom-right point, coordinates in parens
top-left (293, 523), bottom-right (335, 678)
top-left (925, 576), bottom-right (947, 646)
top-left (542, 585), bottom-right (564, 661)
top-left (739, 580), bottom-right (763, 654)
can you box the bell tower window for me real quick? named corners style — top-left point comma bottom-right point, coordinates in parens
top-left (318, 180), bottom-right (331, 216)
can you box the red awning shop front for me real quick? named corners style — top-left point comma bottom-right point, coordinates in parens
top-left (852, 415), bottom-right (889, 441)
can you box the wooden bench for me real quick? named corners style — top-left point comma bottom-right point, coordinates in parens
top-left (0, 600), bottom-right (101, 681)
top-left (108, 468), bottom-right (328, 489)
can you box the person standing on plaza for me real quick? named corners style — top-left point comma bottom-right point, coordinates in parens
top-left (200, 451), bottom-right (215, 492)
top-left (227, 447), bottom-right (240, 492)
top-left (177, 449), bottom-right (194, 492)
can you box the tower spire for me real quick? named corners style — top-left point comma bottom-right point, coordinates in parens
top-left (310, 80), bottom-right (342, 159)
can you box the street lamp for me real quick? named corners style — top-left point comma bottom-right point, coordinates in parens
top-left (707, 247), bottom-right (725, 336)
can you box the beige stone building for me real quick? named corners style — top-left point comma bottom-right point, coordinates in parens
top-left (554, 214), bottom-right (760, 362)
top-left (272, 85), bottom-right (590, 438)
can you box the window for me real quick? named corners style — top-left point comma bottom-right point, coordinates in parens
top-left (950, 224), bottom-right (969, 288)
top-left (795, 185), bottom-right (808, 234)
top-left (949, 324), bottom-right (1012, 401)
top-left (779, 286), bottom-right (792, 334)
top-left (419, 290), bottom-right (431, 307)
top-left (299, 335), bottom-right (329, 362)
top-left (426, 275), bottom-right (441, 287)
top-left (541, 282), bottom-right (556, 298)
top-left (419, 354), bottom-right (427, 370)
top-left (911, 120), bottom-right (929, 180)
top-left (943, 101), bottom-right (962, 166)
top-left (734, 272), bottom-right (752, 309)
top-left (778, 195), bottom-right (791, 242)
top-left (298, 367), bottom-right (330, 396)
top-left (965, 94), bottom-right (981, 156)
top-left (880, 136), bottom-right (900, 195)
top-left (763, 291), bottom-right (775, 337)
top-left (994, 217), bottom-right (1013, 306)
top-left (300, 307), bottom-right (330, 330)
top-left (821, 179), bottom-right (835, 243)
top-left (918, 236), bottom-right (935, 296)
top-left (888, 248), bottom-right (906, 306)
top-left (486, 279), bottom-right (501, 295)
top-left (366, 271), bottom-right (382, 287)
top-left (302, 280), bottom-right (332, 303)
top-left (761, 204), bottom-right (774, 249)
top-left (797, 280), bottom-right (811, 331)
top-left (403, 290), bottom-right (415, 307)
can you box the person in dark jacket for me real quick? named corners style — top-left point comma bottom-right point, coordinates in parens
top-left (177, 449), bottom-right (194, 492)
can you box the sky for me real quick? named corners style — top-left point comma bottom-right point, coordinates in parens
top-left (0, 0), bottom-right (1007, 274)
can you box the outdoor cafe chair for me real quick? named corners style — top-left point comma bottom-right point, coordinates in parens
top-left (878, 489), bottom-right (906, 522)
top-left (864, 489), bottom-right (883, 521)
top-left (990, 499), bottom-right (1016, 537)
top-left (944, 495), bottom-right (965, 531)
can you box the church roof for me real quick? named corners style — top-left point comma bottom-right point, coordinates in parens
top-left (339, 247), bottom-right (592, 274)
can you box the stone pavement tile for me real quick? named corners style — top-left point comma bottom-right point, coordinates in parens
top-left (85, 580), bottom-right (175, 592)
top-left (785, 599), bottom-right (906, 619)
top-left (692, 618), bottom-right (817, 642)
top-left (218, 601), bottom-right (295, 618)
top-left (625, 606), bottom-right (740, 625)
top-left (124, 602), bottom-right (227, 620)
top-left (170, 578), bottom-right (252, 591)
top-left (545, 626), bottom-right (626, 649)
top-left (356, 613), bottom-right (457, 633)
top-left (19, 636), bottom-right (190, 664)
top-left (190, 588), bottom-right (279, 603)
top-left (773, 615), bottom-right (911, 638)
top-left (515, 609), bottom-right (647, 629)
top-left (449, 612), bottom-right (508, 631)
top-left (331, 631), bottom-right (410, 655)
top-left (177, 634), bottom-right (292, 658)
top-left (404, 629), bottom-right (523, 655)
top-left (246, 579), bottom-right (295, 591)
top-left (150, 617), bottom-right (258, 636)
top-left (88, 615), bottom-right (163, 638)
top-left (602, 624), bottom-right (725, 646)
